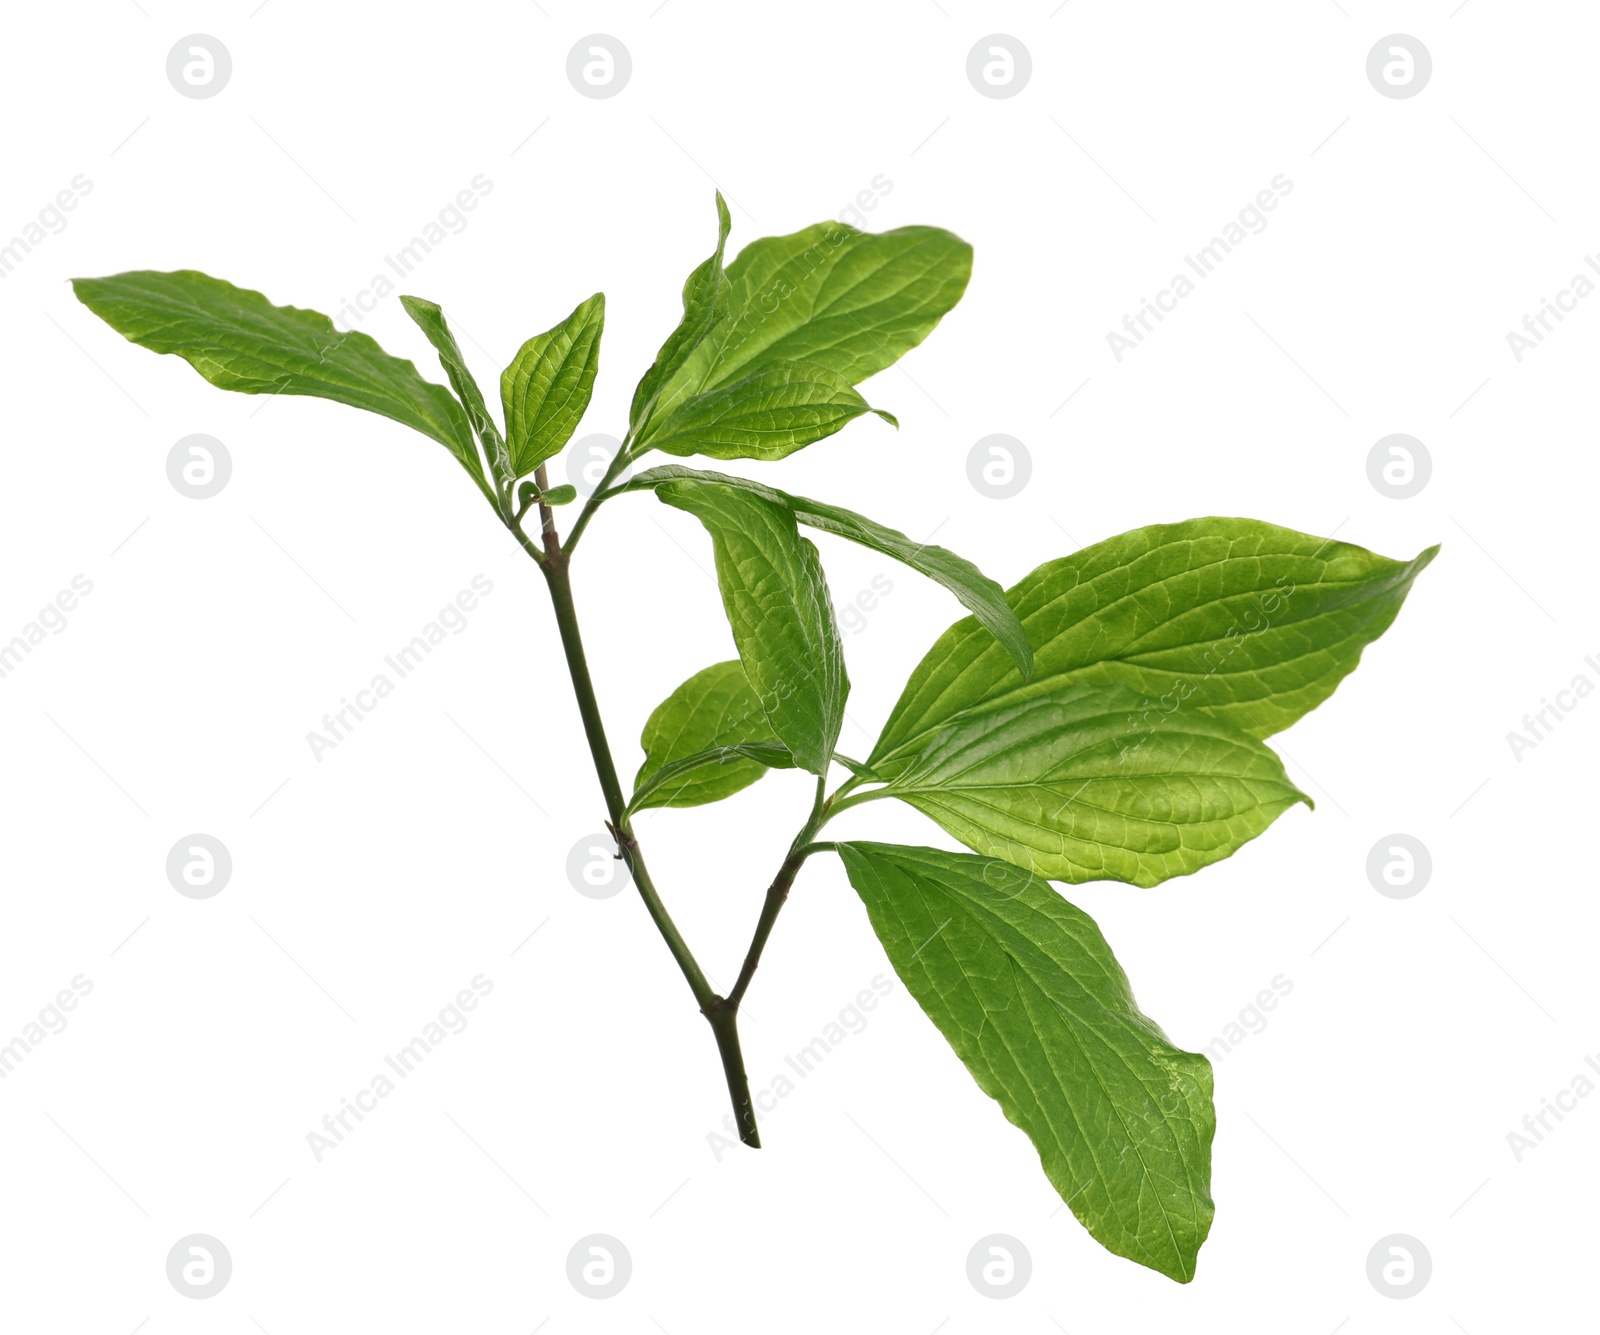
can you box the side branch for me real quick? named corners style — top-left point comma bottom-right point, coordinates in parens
top-left (727, 777), bottom-right (831, 1008)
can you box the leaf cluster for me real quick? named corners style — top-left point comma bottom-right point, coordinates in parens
top-left (73, 195), bottom-right (1434, 1282)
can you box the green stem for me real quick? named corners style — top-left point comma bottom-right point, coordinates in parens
top-left (562, 438), bottom-right (634, 557)
top-left (825, 784), bottom-right (890, 818)
top-left (829, 772), bottom-right (867, 804)
top-left (727, 777), bottom-right (829, 1007)
top-left (517, 482), bottom-right (762, 1147)
top-left (704, 1002), bottom-right (758, 1147)
top-left (540, 551), bottom-right (713, 1009)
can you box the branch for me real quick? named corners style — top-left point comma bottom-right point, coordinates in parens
top-left (515, 489), bottom-right (763, 1147)
top-left (727, 776), bottom-right (831, 1008)
top-left (562, 438), bottom-right (635, 557)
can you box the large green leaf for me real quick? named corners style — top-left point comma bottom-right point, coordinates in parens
top-left (874, 518), bottom-right (1438, 768)
top-left (635, 220), bottom-right (972, 441)
top-left (630, 193), bottom-right (733, 430)
top-left (71, 270), bottom-right (490, 500)
top-left (631, 660), bottom-right (794, 811)
top-left (875, 681), bottom-right (1309, 887)
top-left (400, 295), bottom-right (509, 495)
top-left (656, 481), bottom-right (848, 775)
top-left (835, 841), bottom-right (1215, 1282)
top-left (625, 464), bottom-right (1032, 679)
top-left (645, 359), bottom-right (896, 462)
top-left (500, 293), bottom-right (605, 478)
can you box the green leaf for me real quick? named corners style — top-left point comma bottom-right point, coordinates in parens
top-left (656, 482), bottom-right (848, 775)
top-left (71, 270), bottom-right (491, 501)
top-left (630, 192), bottom-right (733, 430)
top-left (874, 518), bottom-right (1438, 770)
top-left (834, 841), bottom-right (1214, 1282)
top-left (644, 359), bottom-right (896, 462)
top-left (500, 293), bottom-right (605, 477)
top-left (626, 464), bottom-right (1032, 679)
top-left (631, 743), bottom-right (795, 815)
top-left (637, 220), bottom-right (972, 441)
top-left (874, 681), bottom-right (1309, 887)
top-left (540, 484), bottom-right (578, 506)
top-left (632, 661), bottom-right (794, 811)
top-left (400, 295), bottom-right (509, 494)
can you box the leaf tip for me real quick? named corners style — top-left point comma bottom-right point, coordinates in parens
top-left (398, 293), bottom-right (440, 319)
top-left (69, 274), bottom-right (117, 311)
top-left (1167, 1256), bottom-right (1201, 1284)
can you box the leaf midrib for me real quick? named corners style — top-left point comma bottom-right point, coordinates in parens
top-left (700, 232), bottom-right (956, 393)
top-left (876, 550), bottom-right (1424, 768)
top-left (893, 709), bottom-right (1284, 792)
top-left (878, 858), bottom-right (1198, 1277)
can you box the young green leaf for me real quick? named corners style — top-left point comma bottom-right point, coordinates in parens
top-left (656, 482), bottom-right (848, 775)
top-left (643, 359), bottom-right (896, 462)
top-left (637, 221), bottom-right (972, 440)
top-left (873, 518), bottom-right (1438, 769)
top-left (71, 270), bottom-right (491, 501)
top-left (500, 293), bottom-right (605, 477)
top-left (633, 660), bottom-right (794, 811)
top-left (626, 464), bottom-right (1032, 679)
top-left (834, 841), bottom-right (1215, 1282)
top-left (400, 295), bottom-right (510, 492)
top-left (874, 682), bottom-right (1309, 886)
top-left (630, 743), bottom-right (796, 815)
top-left (630, 192), bottom-right (733, 431)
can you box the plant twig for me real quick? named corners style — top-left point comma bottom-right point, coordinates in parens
top-left (728, 776), bottom-right (830, 1007)
top-left (532, 464), bottom-right (561, 561)
top-left (537, 547), bottom-right (710, 1004)
top-left (562, 438), bottom-right (634, 556)
top-left (513, 486), bottom-right (764, 1147)
top-left (826, 785), bottom-right (889, 818)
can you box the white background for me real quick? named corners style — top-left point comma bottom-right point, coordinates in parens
top-left (1, 2), bottom-right (1593, 1330)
